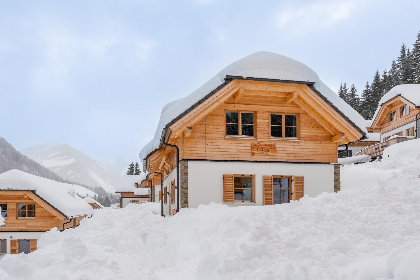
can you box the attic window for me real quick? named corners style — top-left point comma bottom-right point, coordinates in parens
top-left (226, 112), bottom-right (254, 137)
top-left (400, 105), bottom-right (410, 117)
top-left (389, 111), bottom-right (396, 122)
top-left (17, 204), bottom-right (35, 218)
top-left (271, 114), bottom-right (298, 138)
top-left (0, 204), bottom-right (7, 218)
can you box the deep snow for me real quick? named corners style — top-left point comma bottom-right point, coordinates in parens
top-left (1, 140), bottom-right (420, 280)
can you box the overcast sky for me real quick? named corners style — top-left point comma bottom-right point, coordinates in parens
top-left (1, 0), bottom-right (419, 166)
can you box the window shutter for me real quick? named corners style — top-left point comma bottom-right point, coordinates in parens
top-left (223, 175), bottom-right (234, 202)
top-left (159, 191), bottom-right (161, 201)
top-left (164, 187), bottom-right (168, 204)
top-left (171, 180), bottom-right (175, 203)
top-left (10, 240), bottom-right (17, 254)
top-left (294, 176), bottom-right (304, 201)
top-left (30, 239), bottom-right (37, 253)
top-left (263, 176), bottom-right (273, 205)
top-left (410, 127), bottom-right (415, 136)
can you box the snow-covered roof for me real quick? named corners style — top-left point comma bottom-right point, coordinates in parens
top-left (359, 132), bottom-right (380, 142)
top-left (83, 196), bottom-right (104, 208)
top-left (139, 51), bottom-right (367, 162)
top-left (373, 84), bottom-right (420, 122)
top-left (115, 173), bottom-right (147, 193)
top-left (365, 119), bottom-right (373, 128)
top-left (0, 169), bottom-right (93, 218)
top-left (134, 188), bottom-right (149, 196)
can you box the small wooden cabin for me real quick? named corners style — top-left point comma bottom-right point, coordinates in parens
top-left (139, 52), bottom-right (367, 216)
top-left (0, 169), bottom-right (93, 254)
top-left (115, 175), bottom-right (150, 208)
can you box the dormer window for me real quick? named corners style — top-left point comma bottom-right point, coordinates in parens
top-left (226, 112), bottom-right (254, 137)
top-left (389, 111), bottom-right (396, 122)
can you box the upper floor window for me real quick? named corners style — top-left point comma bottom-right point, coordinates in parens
top-left (0, 204), bottom-right (7, 218)
top-left (271, 114), bottom-right (298, 138)
top-left (226, 112), bottom-right (254, 137)
top-left (0, 240), bottom-right (6, 254)
top-left (389, 111), bottom-right (396, 122)
top-left (401, 105), bottom-right (410, 117)
top-left (18, 204), bottom-right (35, 218)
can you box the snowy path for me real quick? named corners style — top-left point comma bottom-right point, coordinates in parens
top-left (1, 140), bottom-right (420, 280)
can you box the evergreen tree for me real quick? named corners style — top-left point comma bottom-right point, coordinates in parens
top-left (347, 84), bottom-right (360, 111)
top-left (397, 44), bottom-right (414, 84)
top-left (389, 60), bottom-right (400, 88)
top-left (126, 162), bottom-right (135, 175)
top-left (103, 196), bottom-right (111, 207)
top-left (359, 82), bottom-right (373, 119)
top-left (411, 32), bottom-right (420, 83)
top-left (134, 162), bottom-right (141, 175)
top-left (370, 70), bottom-right (383, 106)
top-left (381, 70), bottom-right (392, 93)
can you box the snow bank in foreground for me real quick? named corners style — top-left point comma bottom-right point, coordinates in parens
top-left (1, 140), bottom-right (420, 280)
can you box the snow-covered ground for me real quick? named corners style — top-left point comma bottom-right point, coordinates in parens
top-left (1, 140), bottom-right (420, 280)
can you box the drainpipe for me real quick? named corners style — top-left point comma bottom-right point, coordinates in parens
top-left (416, 112), bottom-right (420, 138)
top-left (153, 172), bottom-right (164, 217)
top-left (62, 218), bottom-right (73, 231)
top-left (163, 132), bottom-right (180, 213)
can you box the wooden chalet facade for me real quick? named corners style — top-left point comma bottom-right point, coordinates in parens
top-left (115, 175), bottom-right (151, 208)
top-left (357, 85), bottom-right (420, 158)
top-left (0, 170), bottom-right (93, 255)
top-left (139, 52), bottom-right (366, 216)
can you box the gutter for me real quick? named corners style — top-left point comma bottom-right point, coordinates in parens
top-left (145, 173), bottom-right (153, 202)
top-left (62, 218), bottom-right (73, 231)
top-left (163, 131), bottom-right (180, 213)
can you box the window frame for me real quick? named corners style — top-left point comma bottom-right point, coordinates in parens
top-left (233, 174), bottom-right (255, 203)
top-left (0, 204), bottom-right (7, 218)
top-left (272, 176), bottom-right (292, 205)
top-left (18, 240), bottom-right (30, 254)
top-left (225, 111), bottom-right (256, 138)
top-left (400, 104), bottom-right (410, 117)
top-left (0, 239), bottom-right (6, 254)
top-left (389, 111), bottom-right (396, 122)
top-left (270, 113), bottom-right (299, 140)
top-left (17, 204), bottom-right (36, 219)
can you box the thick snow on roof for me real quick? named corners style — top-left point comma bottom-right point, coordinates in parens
top-left (360, 132), bottom-right (380, 142)
top-left (373, 84), bottom-right (420, 121)
top-left (83, 196), bottom-right (104, 208)
top-left (0, 169), bottom-right (93, 218)
top-left (115, 173), bottom-right (147, 193)
top-left (365, 119), bottom-right (373, 127)
top-left (134, 188), bottom-right (149, 196)
top-left (139, 51), bottom-right (367, 161)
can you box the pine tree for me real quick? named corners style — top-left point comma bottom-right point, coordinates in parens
top-left (347, 84), bottom-right (360, 111)
top-left (126, 162), bottom-right (135, 175)
top-left (411, 32), bottom-right (420, 83)
top-left (381, 70), bottom-right (392, 93)
top-left (389, 60), bottom-right (400, 88)
top-left (370, 70), bottom-right (383, 107)
top-left (397, 44), bottom-right (414, 84)
top-left (359, 82), bottom-right (373, 119)
top-left (134, 162), bottom-right (141, 175)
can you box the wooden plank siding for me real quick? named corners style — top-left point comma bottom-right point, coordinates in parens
top-left (0, 191), bottom-right (62, 232)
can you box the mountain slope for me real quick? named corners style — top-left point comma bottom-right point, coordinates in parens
top-left (0, 137), bottom-right (65, 182)
top-left (21, 144), bottom-right (118, 193)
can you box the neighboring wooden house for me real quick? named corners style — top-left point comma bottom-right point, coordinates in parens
top-left (115, 175), bottom-right (150, 208)
top-left (357, 85), bottom-right (420, 158)
top-left (83, 196), bottom-right (103, 209)
top-left (139, 52), bottom-right (367, 216)
top-left (0, 169), bottom-right (93, 255)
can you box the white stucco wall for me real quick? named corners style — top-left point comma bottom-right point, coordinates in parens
top-left (162, 168), bottom-right (178, 216)
top-left (0, 231), bottom-right (44, 254)
top-left (121, 197), bottom-right (149, 208)
top-left (187, 161), bottom-right (335, 208)
top-left (381, 121), bottom-right (416, 141)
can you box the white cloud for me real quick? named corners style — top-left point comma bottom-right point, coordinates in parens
top-left (276, 0), bottom-right (356, 31)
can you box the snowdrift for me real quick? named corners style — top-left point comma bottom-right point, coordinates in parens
top-left (1, 140), bottom-right (420, 279)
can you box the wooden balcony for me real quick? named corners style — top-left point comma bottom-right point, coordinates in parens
top-left (356, 136), bottom-right (414, 158)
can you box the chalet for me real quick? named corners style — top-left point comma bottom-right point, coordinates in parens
top-left (0, 169), bottom-right (93, 255)
top-left (115, 175), bottom-right (150, 208)
top-left (139, 51), bottom-right (367, 216)
top-left (357, 84), bottom-right (420, 158)
top-left (338, 120), bottom-right (380, 158)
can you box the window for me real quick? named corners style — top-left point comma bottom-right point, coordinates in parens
top-left (233, 175), bottom-right (254, 202)
top-left (389, 111), bottom-right (396, 122)
top-left (17, 204), bottom-right (35, 218)
top-left (0, 240), bottom-right (6, 254)
top-left (18, 240), bottom-right (30, 254)
top-left (401, 105), bottom-right (410, 117)
top-left (271, 114), bottom-right (298, 138)
top-left (0, 204), bottom-right (7, 218)
top-left (273, 177), bottom-right (291, 204)
top-left (226, 112), bottom-right (254, 137)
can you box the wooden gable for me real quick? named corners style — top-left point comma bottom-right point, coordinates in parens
top-left (0, 190), bottom-right (66, 232)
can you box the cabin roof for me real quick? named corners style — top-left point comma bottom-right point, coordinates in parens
top-left (139, 51), bottom-right (367, 163)
top-left (372, 84), bottom-right (420, 123)
top-left (0, 169), bottom-right (93, 218)
top-left (114, 174), bottom-right (147, 193)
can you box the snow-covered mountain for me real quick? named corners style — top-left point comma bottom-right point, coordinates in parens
top-left (21, 144), bottom-right (119, 193)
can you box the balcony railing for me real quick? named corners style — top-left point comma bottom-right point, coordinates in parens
top-left (356, 136), bottom-right (414, 158)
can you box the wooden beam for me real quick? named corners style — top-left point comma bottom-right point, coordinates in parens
top-left (332, 133), bottom-right (346, 142)
top-left (285, 91), bottom-right (298, 103)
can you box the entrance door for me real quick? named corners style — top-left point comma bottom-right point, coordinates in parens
top-left (273, 176), bottom-right (291, 204)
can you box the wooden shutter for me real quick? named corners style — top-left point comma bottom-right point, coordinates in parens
top-left (10, 240), bottom-right (17, 254)
top-left (294, 176), bottom-right (304, 201)
top-left (223, 175), bottom-right (234, 202)
top-left (263, 176), bottom-right (273, 205)
top-left (410, 127), bottom-right (415, 136)
top-left (171, 180), bottom-right (175, 203)
top-left (164, 187), bottom-right (167, 204)
top-left (30, 239), bottom-right (37, 253)
top-left (159, 191), bottom-right (161, 201)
